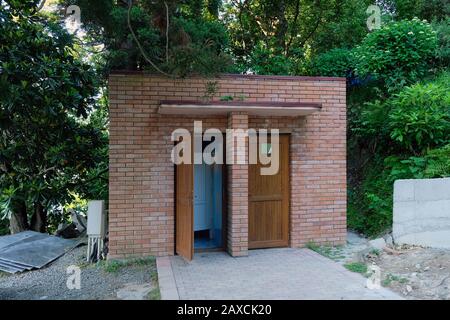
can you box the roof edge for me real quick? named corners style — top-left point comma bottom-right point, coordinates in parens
top-left (109, 70), bottom-right (346, 82)
top-left (160, 100), bottom-right (322, 109)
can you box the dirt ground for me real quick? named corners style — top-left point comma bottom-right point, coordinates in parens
top-left (310, 232), bottom-right (450, 300)
top-left (373, 246), bottom-right (450, 300)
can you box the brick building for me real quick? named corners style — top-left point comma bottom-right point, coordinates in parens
top-left (108, 73), bottom-right (347, 260)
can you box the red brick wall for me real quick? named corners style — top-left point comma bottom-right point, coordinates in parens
top-left (108, 73), bottom-right (347, 259)
top-left (227, 112), bottom-right (249, 257)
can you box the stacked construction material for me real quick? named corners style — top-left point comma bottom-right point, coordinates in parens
top-left (0, 231), bottom-right (79, 273)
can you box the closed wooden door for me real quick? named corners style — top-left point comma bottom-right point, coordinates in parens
top-left (176, 162), bottom-right (194, 261)
top-left (249, 135), bottom-right (289, 249)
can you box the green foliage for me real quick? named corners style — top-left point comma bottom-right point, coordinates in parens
top-left (355, 74), bottom-right (449, 155)
top-left (432, 18), bottom-right (450, 71)
top-left (0, 219), bottom-right (8, 236)
top-left (349, 142), bottom-right (450, 237)
top-left (387, 144), bottom-right (450, 180)
top-left (355, 18), bottom-right (438, 92)
top-left (245, 44), bottom-right (301, 75)
top-left (393, 0), bottom-right (450, 22)
top-left (63, 0), bottom-right (232, 76)
top-left (305, 241), bottom-right (345, 261)
top-left (99, 256), bottom-right (156, 273)
top-left (388, 81), bottom-right (450, 154)
top-left (348, 160), bottom-right (394, 237)
top-left (166, 18), bottom-right (232, 76)
top-left (349, 73), bottom-right (450, 236)
top-left (344, 262), bottom-right (368, 274)
top-left (311, 0), bottom-right (371, 53)
top-left (382, 273), bottom-right (409, 286)
top-left (0, 1), bottom-right (107, 232)
top-left (223, 0), bottom-right (371, 74)
top-left (308, 48), bottom-right (354, 77)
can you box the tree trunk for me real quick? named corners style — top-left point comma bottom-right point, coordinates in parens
top-left (30, 203), bottom-right (47, 233)
top-left (275, 0), bottom-right (288, 54)
top-left (9, 201), bottom-right (29, 234)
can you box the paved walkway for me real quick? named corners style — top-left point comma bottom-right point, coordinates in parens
top-left (157, 248), bottom-right (402, 300)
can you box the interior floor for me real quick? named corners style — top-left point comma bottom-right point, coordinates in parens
top-left (194, 230), bottom-right (218, 250)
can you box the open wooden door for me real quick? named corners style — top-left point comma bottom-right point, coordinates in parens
top-left (176, 162), bottom-right (194, 261)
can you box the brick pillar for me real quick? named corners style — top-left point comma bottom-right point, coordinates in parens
top-left (226, 112), bottom-right (249, 257)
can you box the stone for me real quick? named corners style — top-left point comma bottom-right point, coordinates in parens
top-left (70, 210), bottom-right (87, 233)
top-left (55, 223), bottom-right (80, 239)
top-left (369, 238), bottom-right (386, 250)
top-left (116, 283), bottom-right (154, 300)
top-left (384, 234), bottom-right (394, 247)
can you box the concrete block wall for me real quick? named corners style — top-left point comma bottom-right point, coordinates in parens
top-left (393, 177), bottom-right (450, 248)
top-left (108, 73), bottom-right (347, 258)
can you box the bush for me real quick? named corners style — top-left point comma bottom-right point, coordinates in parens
top-left (348, 160), bottom-right (394, 237)
top-left (355, 18), bottom-right (438, 92)
top-left (349, 74), bottom-right (450, 237)
top-left (387, 144), bottom-right (450, 180)
top-left (356, 73), bottom-right (450, 155)
top-left (388, 77), bottom-right (450, 154)
top-left (432, 18), bottom-right (450, 71)
top-left (308, 48), bottom-right (355, 77)
top-left (349, 143), bottom-right (450, 237)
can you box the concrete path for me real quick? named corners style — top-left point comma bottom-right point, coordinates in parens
top-left (157, 248), bottom-right (402, 300)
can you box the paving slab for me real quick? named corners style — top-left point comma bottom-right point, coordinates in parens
top-left (162, 248), bottom-right (402, 300)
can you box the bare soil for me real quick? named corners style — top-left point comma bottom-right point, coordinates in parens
top-left (373, 245), bottom-right (450, 300)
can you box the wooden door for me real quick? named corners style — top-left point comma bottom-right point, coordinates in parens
top-left (176, 162), bottom-right (194, 261)
top-left (249, 135), bottom-right (289, 249)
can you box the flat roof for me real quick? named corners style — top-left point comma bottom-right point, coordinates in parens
top-left (158, 100), bottom-right (322, 117)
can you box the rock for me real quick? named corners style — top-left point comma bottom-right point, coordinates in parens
top-left (406, 285), bottom-right (413, 292)
top-left (116, 283), bottom-right (154, 300)
top-left (56, 223), bottom-right (80, 239)
top-left (70, 210), bottom-right (87, 233)
top-left (369, 238), bottom-right (386, 250)
top-left (356, 247), bottom-right (373, 263)
top-left (384, 234), bottom-right (394, 247)
top-left (347, 231), bottom-right (369, 245)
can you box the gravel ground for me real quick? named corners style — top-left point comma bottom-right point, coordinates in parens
top-left (0, 245), bottom-right (159, 300)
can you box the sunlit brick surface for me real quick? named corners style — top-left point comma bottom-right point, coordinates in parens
top-left (108, 74), bottom-right (347, 258)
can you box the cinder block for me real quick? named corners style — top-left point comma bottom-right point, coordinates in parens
top-left (393, 178), bottom-right (450, 249)
top-left (393, 179), bottom-right (415, 202)
top-left (414, 177), bottom-right (450, 201)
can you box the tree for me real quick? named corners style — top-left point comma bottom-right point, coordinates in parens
top-left (0, 0), bottom-right (106, 233)
top-left (222, 0), bottom-right (371, 74)
top-left (59, 0), bottom-right (232, 76)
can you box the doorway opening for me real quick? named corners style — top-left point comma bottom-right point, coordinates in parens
top-left (175, 138), bottom-right (227, 260)
top-left (193, 151), bottom-right (224, 251)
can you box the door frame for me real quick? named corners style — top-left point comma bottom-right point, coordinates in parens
top-left (174, 135), bottom-right (228, 258)
top-left (248, 134), bottom-right (290, 249)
